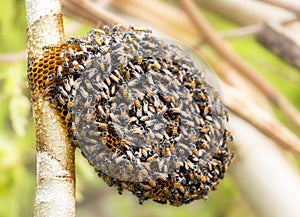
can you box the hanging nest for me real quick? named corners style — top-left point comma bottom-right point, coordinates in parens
top-left (28, 25), bottom-right (234, 206)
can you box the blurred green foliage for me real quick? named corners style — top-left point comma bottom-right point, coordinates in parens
top-left (0, 1), bottom-right (299, 217)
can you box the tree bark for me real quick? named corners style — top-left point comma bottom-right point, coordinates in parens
top-left (25, 0), bottom-right (76, 216)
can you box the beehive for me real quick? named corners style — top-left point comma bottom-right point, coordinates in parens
top-left (28, 25), bottom-right (234, 206)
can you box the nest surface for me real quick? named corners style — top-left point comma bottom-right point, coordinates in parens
top-left (28, 25), bottom-right (234, 206)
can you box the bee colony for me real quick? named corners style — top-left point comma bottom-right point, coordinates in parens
top-left (28, 25), bottom-right (234, 206)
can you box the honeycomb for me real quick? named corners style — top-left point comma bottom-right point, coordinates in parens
top-left (28, 25), bottom-right (234, 206)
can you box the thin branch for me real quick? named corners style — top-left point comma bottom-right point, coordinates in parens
top-left (192, 24), bottom-right (264, 47)
top-left (220, 24), bottom-right (264, 39)
top-left (25, 0), bottom-right (75, 216)
top-left (178, 0), bottom-right (300, 133)
top-left (62, 0), bottom-right (126, 27)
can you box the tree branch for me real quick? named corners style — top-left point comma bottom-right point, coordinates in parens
top-left (62, 0), bottom-right (126, 27)
top-left (25, 0), bottom-right (75, 216)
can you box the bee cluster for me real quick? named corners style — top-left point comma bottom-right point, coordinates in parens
top-left (28, 25), bottom-right (234, 206)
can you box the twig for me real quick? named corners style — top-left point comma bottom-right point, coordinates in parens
top-left (178, 0), bottom-right (300, 133)
top-left (25, 0), bottom-right (75, 216)
top-left (193, 24), bottom-right (263, 47)
top-left (62, 0), bottom-right (126, 27)
top-left (220, 24), bottom-right (264, 39)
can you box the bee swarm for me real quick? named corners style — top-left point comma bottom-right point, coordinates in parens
top-left (28, 25), bottom-right (234, 206)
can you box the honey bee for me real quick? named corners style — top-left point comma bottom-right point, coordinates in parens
top-left (67, 98), bottom-right (73, 110)
top-left (148, 69), bottom-right (157, 77)
top-left (143, 184), bottom-right (152, 190)
top-left (109, 74), bottom-right (119, 84)
top-left (174, 182), bottom-right (185, 193)
top-left (153, 95), bottom-right (160, 108)
top-left (99, 45), bottom-right (108, 52)
top-left (128, 79), bottom-right (138, 87)
top-left (139, 114), bottom-right (150, 122)
top-left (72, 60), bottom-right (79, 67)
top-left (110, 85), bottom-right (116, 95)
top-left (148, 179), bottom-right (156, 188)
top-left (145, 119), bottom-right (156, 128)
top-left (133, 126), bottom-right (143, 135)
top-left (201, 141), bottom-right (208, 149)
top-left (99, 62), bottom-right (105, 72)
top-left (45, 73), bottom-right (54, 85)
top-left (79, 86), bottom-right (88, 98)
top-left (105, 77), bottom-right (111, 86)
top-left (136, 107), bottom-right (143, 118)
top-left (56, 93), bottom-right (65, 106)
top-left (134, 99), bottom-right (141, 108)
top-left (202, 106), bottom-right (210, 117)
top-left (125, 71), bottom-right (131, 80)
top-left (126, 150), bottom-right (135, 161)
top-left (141, 148), bottom-right (148, 157)
top-left (136, 55), bottom-right (143, 64)
top-left (84, 79), bottom-right (93, 90)
top-left (183, 119), bottom-right (195, 128)
top-left (154, 132), bottom-right (163, 140)
top-left (147, 153), bottom-right (158, 163)
top-left (56, 65), bottom-right (63, 80)
top-left (145, 92), bottom-right (152, 101)
top-left (58, 86), bottom-right (68, 98)
top-left (153, 60), bottom-right (161, 70)
top-left (84, 96), bottom-right (93, 108)
top-left (204, 134), bottom-right (211, 142)
top-left (132, 70), bottom-right (141, 79)
top-left (129, 116), bottom-right (138, 124)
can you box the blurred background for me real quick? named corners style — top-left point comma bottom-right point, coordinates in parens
top-left (1, 0), bottom-right (300, 216)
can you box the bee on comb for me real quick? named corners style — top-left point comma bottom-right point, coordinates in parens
top-left (28, 25), bottom-right (234, 206)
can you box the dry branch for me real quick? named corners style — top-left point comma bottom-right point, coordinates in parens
top-left (25, 0), bottom-right (75, 216)
top-left (62, 0), bottom-right (125, 27)
top-left (256, 22), bottom-right (300, 70)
